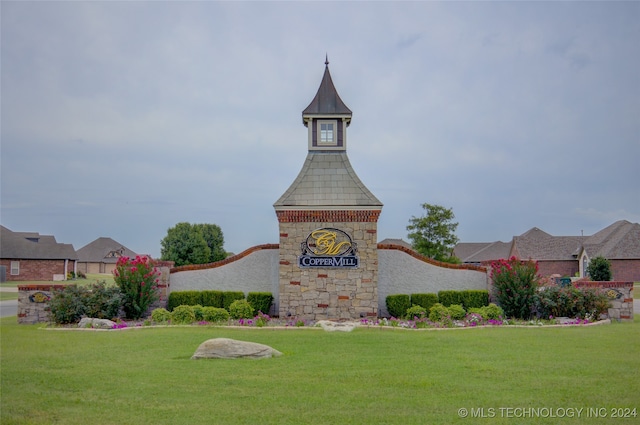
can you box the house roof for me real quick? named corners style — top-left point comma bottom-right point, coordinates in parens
top-left (273, 152), bottom-right (382, 208)
top-left (0, 225), bottom-right (78, 260)
top-left (582, 220), bottom-right (640, 259)
top-left (454, 220), bottom-right (640, 263)
top-left (76, 237), bottom-right (138, 264)
top-left (378, 238), bottom-right (413, 249)
top-left (454, 241), bottom-right (511, 263)
top-left (511, 228), bottom-right (585, 261)
top-left (302, 59), bottom-right (352, 122)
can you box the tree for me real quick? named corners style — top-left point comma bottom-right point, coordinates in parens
top-left (195, 223), bottom-right (226, 263)
top-left (406, 203), bottom-right (460, 263)
top-left (587, 256), bottom-right (612, 281)
top-left (160, 222), bottom-right (226, 267)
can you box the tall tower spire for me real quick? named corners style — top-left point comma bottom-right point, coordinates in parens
top-left (302, 59), bottom-right (352, 151)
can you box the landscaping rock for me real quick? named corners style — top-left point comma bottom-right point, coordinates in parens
top-left (316, 320), bottom-right (358, 332)
top-left (78, 318), bottom-right (117, 329)
top-left (191, 338), bottom-right (282, 360)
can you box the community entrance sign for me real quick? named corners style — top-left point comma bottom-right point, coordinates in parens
top-left (298, 228), bottom-right (359, 269)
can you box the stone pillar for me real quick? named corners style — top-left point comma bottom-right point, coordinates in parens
top-left (277, 210), bottom-right (380, 321)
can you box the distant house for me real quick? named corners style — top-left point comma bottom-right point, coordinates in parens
top-left (76, 237), bottom-right (138, 274)
top-left (454, 220), bottom-right (640, 281)
top-left (0, 225), bottom-right (78, 281)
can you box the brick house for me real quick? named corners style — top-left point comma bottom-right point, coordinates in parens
top-left (76, 237), bottom-right (138, 275)
top-left (0, 225), bottom-right (78, 281)
top-left (454, 220), bottom-right (640, 281)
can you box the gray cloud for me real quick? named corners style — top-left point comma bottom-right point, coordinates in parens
top-left (2, 1), bottom-right (638, 257)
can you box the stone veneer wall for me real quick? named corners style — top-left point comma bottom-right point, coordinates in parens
top-left (17, 284), bottom-right (67, 324)
top-left (277, 210), bottom-right (380, 320)
top-left (574, 281), bottom-right (634, 321)
top-left (377, 244), bottom-right (488, 317)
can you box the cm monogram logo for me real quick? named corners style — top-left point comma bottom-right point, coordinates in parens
top-left (299, 228), bottom-right (359, 269)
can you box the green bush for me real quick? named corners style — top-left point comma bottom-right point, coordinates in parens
top-left (201, 307), bottom-right (230, 322)
top-left (49, 285), bottom-right (88, 324)
top-left (405, 304), bottom-right (428, 320)
top-left (167, 291), bottom-right (201, 311)
top-left (428, 303), bottom-right (450, 322)
top-left (386, 294), bottom-right (411, 318)
top-left (469, 303), bottom-right (504, 320)
top-left (171, 305), bottom-right (196, 324)
top-left (447, 304), bottom-right (466, 320)
top-left (437, 290), bottom-right (463, 307)
top-left (535, 286), bottom-right (610, 319)
top-left (410, 293), bottom-right (439, 312)
top-left (228, 299), bottom-right (254, 319)
top-left (49, 282), bottom-right (123, 324)
top-left (192, 304), bottom-right (205, 321)
top-left (223, 291), bottom-right (245, 310)
top-left (84, 281), bottom-right (123, 319)
top-left (460, 290), bottom-right (489, 309)
top-left (587, 256), bottom-right (612, 281)
top-left (201, 290), bottom-right (224, 308)
top-left (247, 292), bottom-right (273, 314)
top-left (151, 308), bottom-right (171, 323)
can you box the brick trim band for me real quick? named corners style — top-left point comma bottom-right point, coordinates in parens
top-left (276, 210), bottom-right (381, 223)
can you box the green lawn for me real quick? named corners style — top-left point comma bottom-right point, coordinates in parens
top-left (1, 317), bottom-right (639, 425)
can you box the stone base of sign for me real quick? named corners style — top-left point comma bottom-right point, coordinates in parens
top-left (574, 281), bottom-right (634, 321)
top-left (278, 218), bottom-right (379, 321)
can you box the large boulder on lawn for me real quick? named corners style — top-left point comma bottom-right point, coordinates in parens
top-left (78, 318), bottom-right (117, 329)
top-left (191, 338), bottom-right (282, 360)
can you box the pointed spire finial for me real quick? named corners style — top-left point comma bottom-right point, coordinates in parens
top-left (325, 54), bottom-right (329, 67)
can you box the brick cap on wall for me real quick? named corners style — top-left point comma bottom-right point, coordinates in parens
top-left (170, 244), bottom-right (279, 273)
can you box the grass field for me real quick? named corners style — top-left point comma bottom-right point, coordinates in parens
top-left (1, 317), bottom-right (639, 425)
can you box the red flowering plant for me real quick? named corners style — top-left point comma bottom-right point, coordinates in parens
top-left (490, 256), bottom-right (540, 319)
top-left (113, 255), bottom-right (160, 320)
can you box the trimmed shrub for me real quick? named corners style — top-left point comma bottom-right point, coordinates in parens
top-left (201, 307), bottom-right (230, 322)
top-left (171, 305), bottom-right (196, 324)
top-left (587, 256), bottom-right (612, 281)
top-left (228, 299), bottom-right (254, 319)
top-left (469, 303), bottom-right (504, 320)
top-left (167, 291), bottom-right (201, 311)
top-left (447, 304), bottom-right (466, 320)
top-left (192, 304), bottom-right (205, 321)
top-left (410, 293), bottom-right (439, 312)
top-left (201, 290), bottom-right (224, 308)
top-left (386, 294), bottom-right (411, 318)
top-left (223, 291), bottom-right (245, 310)
top-left (428, 303), bottom-right (450, 323)
top-left (84, 281), bottom-right (123, 320)
top-left (405, 304), bottom-right (428, 320)
top-left (151, 308), bottom-right (171, 323)
top-left (247, 292), bottom-right (273, 314)
top-left (460, 290), bottom-right (489, 309)
top-left (437, 290), bottom-right (463, 307)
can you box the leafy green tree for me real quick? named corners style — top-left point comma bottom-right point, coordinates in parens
top-left (160, 222), bottom-right (225, 266)
top-left (195, 223), bottom-right (226, 262)
top-left (406, 203), bottom-right (460, 263)
top-left (587, 256), bottom-right (612, 281)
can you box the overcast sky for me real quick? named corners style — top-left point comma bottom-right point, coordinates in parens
top-left (2, 1), bottom-right (639, 258)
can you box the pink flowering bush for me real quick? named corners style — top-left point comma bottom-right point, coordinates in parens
top-left (491, 256), bottom-right (540, 319)
top-left (113, 255), bottom-right (160, 320)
